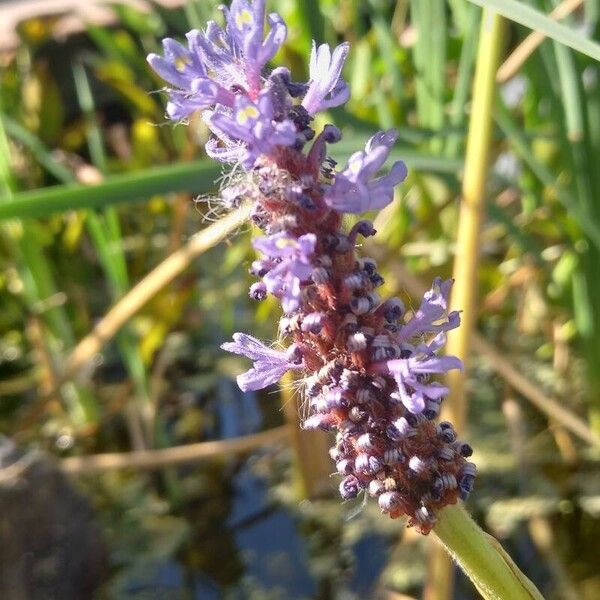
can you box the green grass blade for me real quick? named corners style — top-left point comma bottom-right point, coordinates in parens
top-left (0, 161), bottom-right (221, 220)
top-left (0, 144), bottom-right (467, 221)
top-left (0, 96), bottom-right (95, 424)
top-left (73, 60), bottom-right (130, 289)
top-left (449, 0), bottom-right (471, 31)
top-left (72, 62), bottom-right (107, 171)
top-left (585, 0), bottom-right (600, 28)
top-left (373, 15), bottom-right (404, 98)
top-left (495, 101), bottom-right (600, 252)
top-left (466, 0), bottom-right (600, 62)
top-left (296, 0), bottom-right (325, 44)
top-left (2, 114), bottom-right (75, 183)
top-left (446, 4), bottom-right (481, 157)
top-left (410, 0), bottom-right (447, 151)
top-left (0, 113), bottom-right (74, 344)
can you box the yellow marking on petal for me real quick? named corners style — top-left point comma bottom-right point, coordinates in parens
top-left (236, 105), bottom-right (260, 125)
top-left (349, 158), bottom-right (363, 174)
top-left (174, 55), bottom-right (190, 71)
top-left (236, 9), bottom-right (254, 29)
top-left (275, 238), bottom-right (297, 250)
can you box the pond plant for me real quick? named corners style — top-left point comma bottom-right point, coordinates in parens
top-left (147, 1), bottom-right (543, 598)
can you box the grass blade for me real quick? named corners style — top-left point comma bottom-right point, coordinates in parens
top-left (466, 0), bottom-right (600, 62)
top-left (296, 0), bottom-right (325, 44)
top-left (0, 161), bottom-right (221, 220)
top-left (410, 0), bottom-right (447, 150)
top-left (446, 4), bottom-right (481, 157)
top-left (495, 102), bottom-right (600, 252)
top-left (2, 114), bottom-right (75, 183)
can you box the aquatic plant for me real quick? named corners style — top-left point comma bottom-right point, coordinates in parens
top-left (146, 4), bottom-right (548, 598)
top-left (147, 0), bottom-right (475, 535)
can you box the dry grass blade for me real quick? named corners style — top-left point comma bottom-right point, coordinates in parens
top-left (497, 0), bottom-right (584, 83)
top-left (280, 372), bottom-right (332, 499)
top-left (471, 335), bottom-right (600, 448)
top-left (61, 425), bottom-right (290, 473)
top-left (62, 204), bottom-right (251, 382)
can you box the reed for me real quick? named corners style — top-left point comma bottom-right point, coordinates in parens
top-left (427, 10), bottom-right (505, 600)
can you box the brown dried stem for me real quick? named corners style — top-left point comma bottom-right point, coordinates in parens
top-left (61, 204), bottom-right (251, 384)
top-left (61, 425), bottom-right (289, 474)
top-left (496, 0), bottom-right (584, 83)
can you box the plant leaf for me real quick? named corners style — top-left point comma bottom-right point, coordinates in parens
top-left (466, 0), bottom-right (600, 62)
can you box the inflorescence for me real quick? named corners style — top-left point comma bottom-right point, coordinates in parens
top-left (148, 0), bottom-right (475, 534)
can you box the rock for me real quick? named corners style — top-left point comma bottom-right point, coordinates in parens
top-left (0, 437), bottom-right (108, 599)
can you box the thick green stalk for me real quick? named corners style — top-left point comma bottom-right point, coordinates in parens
top-left (444, 9), bottom-right (505, 430)
top-left (433, 505), bottom-right (544, 600)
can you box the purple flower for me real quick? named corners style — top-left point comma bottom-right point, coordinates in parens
top-left (221, 0), bottom-right (287, 93)
top-left (302, 42), bottom-right (351, 115)
top-left (205, 91), bottom-right (297, 167)
top-left (188, 23), bottom-right (247, 92)
top-left (386, 352), bottom-right (463, 414)
top-left (147, 35), bottom-right (235, 121)
top-left (166, 80), bottom-right (236, 121)
top-left (253, 232), bottom-right (316, 313)
top-left (147, 37), bottom-right (207, 89)
top-left (203, 109), bottom-right (247, 163)
top-left (324, 130), bottom-right (407, 213)
top-left (221, 333), bottom-right (302, 391)
top-left (147, 1), bottom-right (287, 120)
top-left (397, 278), bottom-right (461, 342)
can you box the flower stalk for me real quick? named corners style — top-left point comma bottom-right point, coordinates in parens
top-left (433, 505), bottom-right (544, 600)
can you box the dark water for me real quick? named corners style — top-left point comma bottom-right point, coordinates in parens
top-left (115, 385), bottom-right (392, 599)
top-left (117, 464), bottom-right (391, 599)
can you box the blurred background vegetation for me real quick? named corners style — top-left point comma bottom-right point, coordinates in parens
top-left (1, 0), bottom-right (600, 598)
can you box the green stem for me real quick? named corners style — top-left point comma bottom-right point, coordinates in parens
top-left (433, 505), bottom-right (545, 600)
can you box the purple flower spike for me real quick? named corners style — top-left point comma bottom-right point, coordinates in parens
top-left (221, 333), bottom-right (302, 391)
top-left (398, 278), bottom-right (461, 342)
top-left (148, 2), bottom-right (287, 122)
top-left (253, 232), bottom-right (317, 313)
top-left (385, 354), bottom-right (463, 414)
top-left (324, 130), bottom-right (407, 213)
top-left (149, 1), bottom-right (476, 534)
top-left (302, 42), bottom-right (351, 115)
